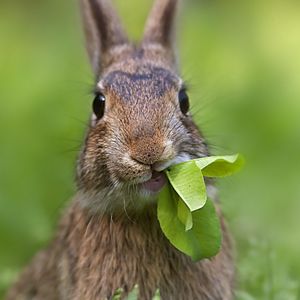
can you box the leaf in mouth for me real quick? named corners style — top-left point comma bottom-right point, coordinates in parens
top-left (157, 154), bottom-right (244, 261)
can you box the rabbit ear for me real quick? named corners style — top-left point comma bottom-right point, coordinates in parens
top-left (80, 0), bottom-right (128, 74)
top-left (143, 0), bottom-right (179, 51)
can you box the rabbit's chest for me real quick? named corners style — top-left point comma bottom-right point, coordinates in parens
top-left (61, 207), bottom-right (233, 300)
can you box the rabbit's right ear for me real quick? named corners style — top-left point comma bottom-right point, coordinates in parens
top-left (80, 0), bottom-right (128, 75)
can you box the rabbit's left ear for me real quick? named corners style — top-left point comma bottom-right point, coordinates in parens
top-left (80, 0), bottom-right (128, 75)
top-left (143, 0), bottom-right (180, 59)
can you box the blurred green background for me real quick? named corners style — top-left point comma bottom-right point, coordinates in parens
top-left (1, 0), bottom-right (300, 299)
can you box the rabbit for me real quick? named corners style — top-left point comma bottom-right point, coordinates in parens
top-left (6, 0), bottom-right (235, 299)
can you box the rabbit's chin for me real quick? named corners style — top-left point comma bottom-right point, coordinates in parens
top-left (75, 182), bottom-right (163, 215)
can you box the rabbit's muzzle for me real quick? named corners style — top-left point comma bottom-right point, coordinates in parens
top-left (130, 134), bottom-right (173, 166)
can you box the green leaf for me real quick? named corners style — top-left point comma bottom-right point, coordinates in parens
top-left (157, 153), bottom-right (243, 261)
top-left (165, 160), bottom-right (207, 212)
top-left (127, 285), bottom-right (139, 300)
top-left (177, 194), bottom-right (193, 231)
top-left (152, 289), bottom-right (161, 300)
top-left (158, 185), bottom-right (221, 261)
top-left (195, 154), bottom-right (244, 177)
top-left (112, 288), bottom-right (123, 300)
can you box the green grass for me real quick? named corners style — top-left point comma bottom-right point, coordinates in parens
top-left (1, 0), bottom-right (300, 298)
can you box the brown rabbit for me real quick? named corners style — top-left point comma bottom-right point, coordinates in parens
top-left (6, 0), bottom-right (235, 299)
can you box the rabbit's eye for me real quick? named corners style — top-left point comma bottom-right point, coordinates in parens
top-left (178, 89), bottom-right (189, 115)
top-left (93, 93), bottom-right (106, 119)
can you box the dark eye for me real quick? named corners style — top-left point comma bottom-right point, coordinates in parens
top-left (93, 93), bottom-right (106, 119)
top-left (178, 89), bottom-right (189, 115)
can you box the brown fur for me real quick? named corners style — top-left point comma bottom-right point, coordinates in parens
top-left (7, 202), bottom-right (234, 300)
top-left (6, 0), bottom-right (235, 299)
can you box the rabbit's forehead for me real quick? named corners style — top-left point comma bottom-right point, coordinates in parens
top-left (100, 65), bottom-right (180, 101)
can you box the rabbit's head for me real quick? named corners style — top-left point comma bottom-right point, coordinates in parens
top-left (77, 0), bottom-right (208, 213)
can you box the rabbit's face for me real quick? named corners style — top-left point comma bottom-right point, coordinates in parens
top-left (77, 52), bottom-right (208, 211)
top-left (78, 0), bottom-right (208, 212)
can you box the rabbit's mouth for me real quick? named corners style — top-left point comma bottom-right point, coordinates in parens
top-left (140, 171), bottom-right (167, 194)
top-left (137, 153), bottom-right (193, 195)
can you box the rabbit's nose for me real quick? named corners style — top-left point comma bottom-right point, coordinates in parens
top-left (130, 137), bottom-right (165, 166)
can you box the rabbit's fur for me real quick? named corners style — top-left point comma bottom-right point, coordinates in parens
top-left (6, 0), bottom-right (235, 299)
